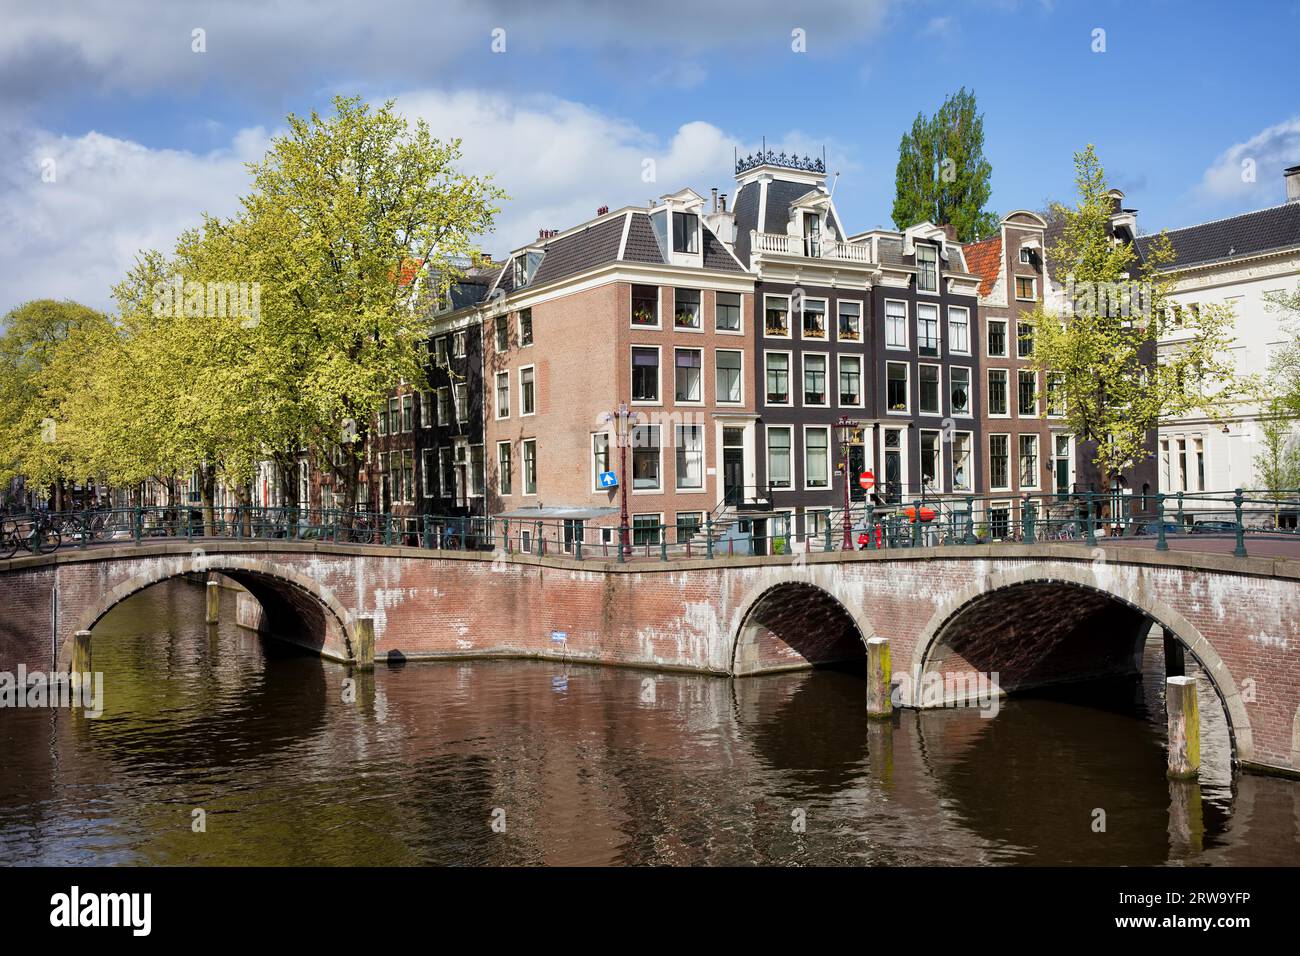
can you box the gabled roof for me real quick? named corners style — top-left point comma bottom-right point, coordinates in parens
top-left (963, 237), bottom-right (1002, 297)
top-left (1135, 202), bottom-right (1300, 270)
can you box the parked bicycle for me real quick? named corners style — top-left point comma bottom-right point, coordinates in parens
top-left (0, 513), bottom-right (62, 558)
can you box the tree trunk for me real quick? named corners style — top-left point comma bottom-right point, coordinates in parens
top-left (201, 463), bottom-right (217, 536)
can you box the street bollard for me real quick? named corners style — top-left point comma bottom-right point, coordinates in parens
top-left (1156, 493), bottom-right (1169, 552)
top-left (1233, 489), bottom-right (1246, 557)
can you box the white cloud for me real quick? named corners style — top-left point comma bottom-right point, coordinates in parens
top-left (1196, 116), bottom-right (1300, 204)
top-left (0, 90), bottom-right (860, 313)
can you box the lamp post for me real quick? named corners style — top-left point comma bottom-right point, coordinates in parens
top-left (835, 416), bottom-right (860, 550)
top-left (604, 403), bottom-right (639, 559)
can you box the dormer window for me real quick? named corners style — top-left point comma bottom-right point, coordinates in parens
top-left (512, 255), bottom-right (527, 287)
top-left (1020, 247), bottom-right (1034, 265)
top-left (917, 244), bottom-right (939, 292)
top-left (803, 212), bottom-right (821, 257)
top-left (672, 212), bottom-right (699, 254)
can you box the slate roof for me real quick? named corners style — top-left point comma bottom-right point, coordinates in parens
top-left (1135, 202), bottom-right (1300, 270)
top-left (963, 237), bottom-right (1002, 296)
top-left (731, 176), bottom-right (840, 266)
top-left (530, 216), bottom-right (625, 286)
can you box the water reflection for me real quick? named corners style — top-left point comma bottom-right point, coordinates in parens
top-left (0, 580), bottom-right (1296, 866)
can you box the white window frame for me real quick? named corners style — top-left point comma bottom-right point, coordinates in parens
top-left (1018, 433), bottom-right (1041, 490)
top-left (495, 370), bottom-right (510, 420)
top-left (630, 285), bottom-right (661, 330)
top-left (989, 433), bottom-right (1012, 492)
top-left (519, 364), bottom-right (536, 417)
top-left (763, 294), bottom-right (792, 339)
top-left (802, 351), bottom-right (831, 408)
top-left (497, 441), bottom-right (512, 497)
top-left (517, 308), bottom-right (534, 347)
top-left (886, 360), bottom-right (910, 415)
top-left (884, 298), bottom-right (909, 350)
top-left (673, 347), bottom-right (705, 405)
top-left (764, 349), bottom-right (794, 407)
top-left (715, 348), bottom-right (744, 406)
top-left (630, 424), bottom-right (663, 494)
top-left (420, 391), bottom-right (433, 429)
top-left (801, 296), bottom-right (829, 342)
top-left (522, 439), bottom-right (538, 496)
top-left (837, 353), bottom-right (864, 409)
top-left (917, 362), bottom-right (942, 416)
top-left (591, 432), bottom-right (612, 492)
top-left (837, 298), bottom-right (864, 343)
top-left (631, 345), bottom-right (662, 406)
top-left (674, 423), bottom-right (705, 492)
top-left (421, 447), bottom-right (435, 497)
top-left (987, 318), bottom-right (1008, 358)
top-left (947, 305), bottom-right (971, 355)
top-left (803, 425), bottom-right (832, 491)
top-left (673, 288), bottom-right (703, 332)
top-left (1015, 276), bottom-right (1038, 302)
top-left (1017, 368), bottom-right (1039, 418)
top-left (951, 430), bottom-right (974, 492)
top-left (916, 301), bottom-right (941, 357)
top-left (987, 368), bottom-right (1010, 418)
top-left (714, 290), bottom-right (743, 335)
top-left (766, 425), bottom-right (794, 492)
top-left (916, 242), bottom-right (940, 294)
top-left (919, 428), bottom-right (944, 492)
top-left (949, 365), bottom-right (972, 418)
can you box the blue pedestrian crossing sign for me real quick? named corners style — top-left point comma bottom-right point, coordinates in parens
top-left (598, 470), bottom-right (618, 488)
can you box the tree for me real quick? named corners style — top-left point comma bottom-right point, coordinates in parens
top-left (891, 88), bottom-right (999, 242)
top-left (235, 95), bottom-right (505, 514)
top-left (0, 299), bottom-right (115, 509)
top-left (1025, 145), bottom-right (1241, 508)
top-left (1264, 285), bottom-right (1300, 418)
top-left (1253, 398), bottom-right (1300, 524)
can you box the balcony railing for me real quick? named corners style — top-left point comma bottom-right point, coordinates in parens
top-left (751, 231), bottom-right (873, 263)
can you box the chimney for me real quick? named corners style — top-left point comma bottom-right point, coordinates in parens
top-left (1286, 165), bottom-right (1300, 203)
top-left (710, 187), bottom-right (718, 213)
top-left (938, 223), bottom-right (957, 242)
top-left (597, 205), bottom-right (609, 216)
top-left (719, 193), bottom-right (727, 213)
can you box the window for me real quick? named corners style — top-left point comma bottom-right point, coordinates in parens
top-left (883, 428), bottom-right (904, 502)
top-left (455, 384), bottom-right (469, 423)
top-left (497, 442), bottom-right (512, 496)
top-left (520, 366), bottom-right (535, 416)
top-left (420, 391), bottom-right (432, 428)
top-left (920, 430), bottom-right (941, 490)
top-left (988, 369), bottom-right (1008, 416)
top-left (518, 308), bottom-right (533, 346)
top-left (885, 300), bottom-right (907, 348)
top-left (387, 452), bottom-right (401, 504)
top-left (917, 243), bottom-right (939, 292)
top-left (711, 291), bottom-right (742, 332)
top-left (401, 394), bottom-right (413, 432)
top-left (948, 306), bottom-right (970, 354)
top-left (887, 362), bottom-right (909, 412)
top-left (839, 355), bottom-right (862, 406)
top-left (1016, 276), bottom-right (1037, 301)
top-left (1017, 320), bottom-right (1033, 357)
top-left (453, 331), bottom-right (467, 357)
top-left (952, 432), bottom-right (972, 491)
top-left (1020, 247), bottom-right (1033, 265)
top-left (631, 285), bottom-right (659, 327)
top-left (512, 255), bottom-right (528, 288)
top-left (987, 319), bottom-right (1007, 357)
top-left (919, 364), bottom-right (940, 415)
top-left (1053, 434), bottom-right (1071, 497)
top-left (1018, 370), bottom-right (1038, 416)
top-left (766, 352), bottom-right (790, 404)
top-left (495, 371), bottom-right (510, 419)
top-left (989, 503), bottom-right (1010, 540)
top-left (990, 435), bottom-right (1010, 490)
top-left (802, 298), bottom-right (827, 339)
top-left (402, 449), bottom-right (415, 503)
top-left (672, 211), bottom-right (699, 254)
top-left (838, 301), bottom-right (861, 341)
top-left (592, 433), bottom-right (610, 489)
top-left (716, 350), bottom-right (742, 404)
top-left (674, 288), bottom-right (702, 329)
top-left (422, 448), bottom-right (435, 497)
top-left (917, 303), bottom-right (939, 356)
top-left (1047, 373), bottom-right (1066, 417)
top-left (631, 425), bottom-right (661, 490)
top-left (437, 387), bottom-right (452, 425)
top-left (494, 315), bottom-right (509, 352)
top-left (469, 445), bottom-right (484, 497)
top-left (764, 295), bottom-right (790, 337)
top-left (377, 405), bottom-right (387, 436)
top-left (767, 427), bottom-right (792, 489)
top-left (674, 348), bottom-right (702, 403)
top-left (675, 424), bottom-right (704, 490)
top-left (805, 427), bottom-right (830, 489)
top-left (632, 514), bottom-right (662, 547)
top-left (1019, 435), bottom-right (1040, 489)
top-left (676, 512), bottom-right (703, 544)
top-left (803, 354), bottom-right (827, 405)
top-left (522, 440), bottom-right (537, 495)
top-left (950, 367), bottom-right (970, 416)
top-left (388, 396), bottom-right (400, 434)
top-left (435, 336), bottom-right (448, 366)
top-left (439, 447), bottom-right (452, 498)
top-left (631, 347), bottom-right (660, 402)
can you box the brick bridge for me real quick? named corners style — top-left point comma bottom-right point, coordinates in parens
top-left (1, 540), bottom-right (1298, 775)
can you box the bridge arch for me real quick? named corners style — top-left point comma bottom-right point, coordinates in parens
top-left (63, 554), bottom-right (357, 667)
top-left (904, 561), bottom-right (1254, 764)
top-left (730, 572), bottom-right (875, 676)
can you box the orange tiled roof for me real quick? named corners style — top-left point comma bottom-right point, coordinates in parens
top-left (963, 237), bottom-right (1002, 297)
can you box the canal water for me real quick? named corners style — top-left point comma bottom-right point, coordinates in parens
top-left (1, 580), bottom-right (1297, 866)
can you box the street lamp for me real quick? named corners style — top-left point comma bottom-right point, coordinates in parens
top-left (835, 415), bottom-right (861, 549)
top-left (603, 403), bottom-right (640, 559)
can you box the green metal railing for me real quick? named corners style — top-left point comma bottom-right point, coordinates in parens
top-left (3, 488), bottom-right (1298, 564)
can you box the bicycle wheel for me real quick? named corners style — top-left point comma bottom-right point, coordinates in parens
top-left (1, 530), bottom-right (17, 560)
top-left (36, 528), bottom-right (61, 554)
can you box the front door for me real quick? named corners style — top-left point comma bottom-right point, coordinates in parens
top-left (723, 426), bottom-right (745, 506)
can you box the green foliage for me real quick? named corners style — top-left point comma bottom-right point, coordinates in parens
top-left (1025, 145), bottom-right (1242, 488)
top-left (891, 88), bottom-right (998, 242)
top-left (1253, 398), bottom-right (1300, 501)
top-left (1263, 285), bottom-right (1300, 418)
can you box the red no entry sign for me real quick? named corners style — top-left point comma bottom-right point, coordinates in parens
top-left (858, 470), bottom-right (875, 491)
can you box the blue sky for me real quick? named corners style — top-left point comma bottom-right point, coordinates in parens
top-left (3, 0), bottom-right (1299, 313)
